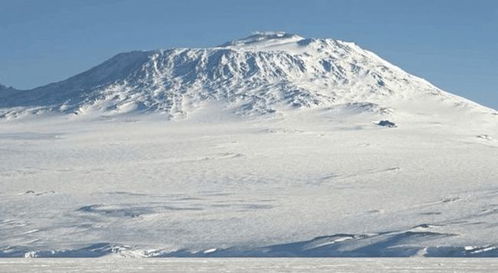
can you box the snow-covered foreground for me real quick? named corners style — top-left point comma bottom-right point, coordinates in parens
top-left (0, 99), bottom-right (497, 257)
top-left (1, 258), bottom-right (498, 273)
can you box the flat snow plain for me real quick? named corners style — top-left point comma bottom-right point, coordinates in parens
top-left (1, 258), bottom-right (498, 273)
top-left (0, 100), bottom-right (497, 257)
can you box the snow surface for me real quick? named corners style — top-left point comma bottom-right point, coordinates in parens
top-left (0, 33), bottom-right (497, 257)
top-left (1, 258), bottom-right (498, 273)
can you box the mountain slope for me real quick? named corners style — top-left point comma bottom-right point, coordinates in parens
top-left (0, 32), bottom-right (493, 119)
top-left (0, 83), bottom-right (18, 99)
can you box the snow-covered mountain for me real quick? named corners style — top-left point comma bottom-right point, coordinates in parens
top-left (0, 33), bottom-right (497, 258)
top-left (0, 32), bottom-right (492, 119)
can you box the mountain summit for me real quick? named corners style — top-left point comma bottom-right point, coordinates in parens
top-left (0, 33), bottom-right (493, 119)
top-left (219, 31), bottom-right (304, 48)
